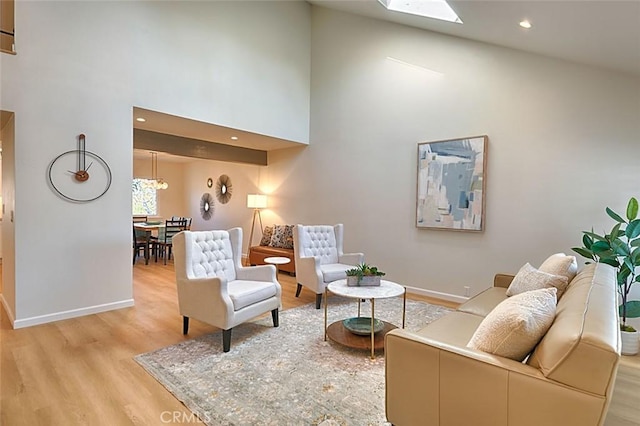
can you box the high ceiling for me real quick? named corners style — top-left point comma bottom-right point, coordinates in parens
top-left (309, 0), bottom-right (640, 77)
top-left (136, 0), bottom-right (640, 161)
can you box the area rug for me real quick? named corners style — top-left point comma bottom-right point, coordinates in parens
top-left (135, 297), bottom-right (451, 425)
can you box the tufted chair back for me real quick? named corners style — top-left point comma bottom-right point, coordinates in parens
top-left (295, 224), bottom-right (344, 265)
top-left (175, 229), bottom-right (244, 283)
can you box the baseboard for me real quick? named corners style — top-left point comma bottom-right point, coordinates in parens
top-left (405, 285), bottom-right (469, 304)
top-left (11, 298), bottom-right (135, 329)
top-left (0, 293), bottom-right (16, 326)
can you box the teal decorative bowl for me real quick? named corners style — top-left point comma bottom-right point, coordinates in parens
top-left (342, 317), bottom-right (384, 335)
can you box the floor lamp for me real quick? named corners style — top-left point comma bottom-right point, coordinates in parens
top-left (246, 194), bottom-right (267, 265)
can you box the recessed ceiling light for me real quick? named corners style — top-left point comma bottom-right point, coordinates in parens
top-left (136, 117), bottom-right (146, 122)
top-left (230, 136), bottom-right (239, 141)
top-left (519, 20), bottom-right (532, 29)
top-left (378, 0), bottom-right (462, 24)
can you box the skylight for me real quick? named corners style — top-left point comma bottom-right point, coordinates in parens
top-left (378, 0), bottom-right (463, 24)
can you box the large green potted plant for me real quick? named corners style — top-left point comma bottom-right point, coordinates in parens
top-left (572, 197), bottom-right (640, 355)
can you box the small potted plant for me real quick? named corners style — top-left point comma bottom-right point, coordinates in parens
top-left (572, 197), bottom-right (640, 355)
top-left (346, 263), bottom-right (386, 287)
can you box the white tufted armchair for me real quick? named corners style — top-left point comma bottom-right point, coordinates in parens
top-left (293, 224), bottom-right (364, 309)
top-left (173, 228), bottom-right (282, 352)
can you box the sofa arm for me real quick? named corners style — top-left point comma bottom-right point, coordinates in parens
top-left (494, 273), bottom-right (515, 288)
top-left (339, 252), bottom-right (364, 266)
top-left (385, 329), bottom-right (609, 426)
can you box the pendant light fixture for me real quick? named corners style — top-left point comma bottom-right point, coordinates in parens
top-left (150, 151), bottom-right (169, 190)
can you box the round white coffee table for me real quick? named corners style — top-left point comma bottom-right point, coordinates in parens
top-left (324, 279), bottom-right (406, 359)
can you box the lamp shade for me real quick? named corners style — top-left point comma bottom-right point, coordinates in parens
top-left (247, 194), bottom-right (267, 209)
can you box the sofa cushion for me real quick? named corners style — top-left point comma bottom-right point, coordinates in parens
top-left (467, 287), bottom-right (557, 361)
top-left (260, 226), bottom-right (274, 246)
top-left (539, 253), bottom-right (578, 284)
top-left (457, 287), bottom-right (508, 318)
top-left (415, 311), bottom-right (485, 347)
top-left (271, 224), bottom-right (294, 249)
top-left (506, 263), bottom-right (569, 299)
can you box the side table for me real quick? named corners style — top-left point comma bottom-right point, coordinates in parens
top-left (264, 256), bottom-right (291, 273)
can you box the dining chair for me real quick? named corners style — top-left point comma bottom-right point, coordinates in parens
top-left (154, 219), bottom-right (188, 264)
top-left (133, 215), bottom-right (148, 223)
top-left (133, 225), bottom-right (150, 265)
top-left (171, 216), bottom-right (192, 230)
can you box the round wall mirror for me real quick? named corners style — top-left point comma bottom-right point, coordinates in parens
top-left (200, 193), bottom-right (214, 220)
top-left (215, 174), bottom-right (233, 204)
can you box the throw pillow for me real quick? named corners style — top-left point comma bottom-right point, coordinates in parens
top-left (506, 263), bottom-right (569, 299)
top-left (283, 225), bottom-right (294, 249)
top-left (270, 225), bottom-right (294, 249)
top-left (467, 287), bottom-right (557, 361)
top-left (260, 226), bottom-right (274, 246)
top-left (539, 253), bottom-right (578, 284)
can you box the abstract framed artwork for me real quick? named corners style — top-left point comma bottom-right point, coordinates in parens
top-left (416, 135), bottom-right (487, 232)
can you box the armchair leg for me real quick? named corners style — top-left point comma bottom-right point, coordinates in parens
top-left (315, 293), bottom-right (323, 309)
top-left (222, 329), bottom-right (232, 352)
top-left (295, 283), bottom-right (302, 297)
top-left (182, 316), bottom-right (189, 334)
top-left (271, 308), bottom-right (279, 327)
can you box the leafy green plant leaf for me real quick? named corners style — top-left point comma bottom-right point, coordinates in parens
top-left (571, 247), bottom-right (595, 260)
top-left (626, 219), bottom-right (640, 239)
top-left (591, 241), bottom-right (611, 253)
top-left (606, 207), bottom-right (626, 224)
top-left (608, 223), bottom-right (623, 241)
top-left (584, 231), bottom-right (607, 242)
top-left (582, 234), bottom-right (593, 249)
top-left (599, 257), bottom-right (620, 268)
top-left (612, 240), bottom-right (630, 256)
top-left (627, 197), bottom-right (639, 221)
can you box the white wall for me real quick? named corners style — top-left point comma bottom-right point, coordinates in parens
top-left (267, 7), bottom-right (640, 301)
top-left (0, 1), bottom-right (311, 326)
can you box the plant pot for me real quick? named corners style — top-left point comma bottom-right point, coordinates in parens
top-left (346, 275), bottom-right (381, 287)
top-left (621, 330), bottom-right (639, 356)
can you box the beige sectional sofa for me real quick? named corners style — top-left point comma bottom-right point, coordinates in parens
top-left (385, 262), bottom-right (621, 426)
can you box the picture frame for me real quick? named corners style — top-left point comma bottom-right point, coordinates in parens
top-left (416, 135), bottom-right (487, 232)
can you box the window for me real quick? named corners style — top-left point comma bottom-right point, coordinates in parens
top-left (132, 178), bottom-right (157, 215)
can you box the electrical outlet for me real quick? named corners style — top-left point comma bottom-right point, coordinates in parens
top-left (464, 286), bottom-right (471, 297)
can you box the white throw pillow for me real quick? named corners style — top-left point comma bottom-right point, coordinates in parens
top-left (506, 263), bottom-right (569, 299)
top-left (539, 253), bottom-right (578, 284)
top-left (467, 287), bottom-right (557, 361)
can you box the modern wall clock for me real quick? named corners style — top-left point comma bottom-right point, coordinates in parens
top-left (48, 134), bottom-right (112, 203)
top-left (215, 174), bottom-right (232, 204)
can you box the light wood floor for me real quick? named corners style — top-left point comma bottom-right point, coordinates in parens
top-left (1, 262), bottom-right (638, 425)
